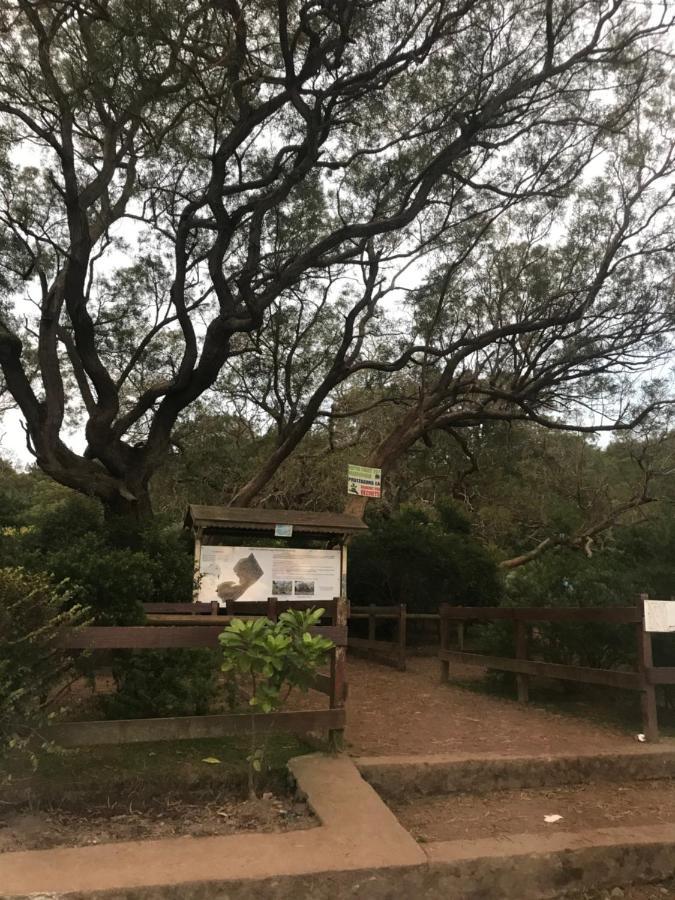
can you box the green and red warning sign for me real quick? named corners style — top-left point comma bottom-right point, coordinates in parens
top-left (347, 464), bottom-right (382, 498)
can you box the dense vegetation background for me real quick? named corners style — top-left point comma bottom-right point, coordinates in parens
top-left (0, 0), bottom-right (674, 738)
top-left (3, 416), bottom-right (674, 612)
top-left (2, 415), bottom-right (675, 730)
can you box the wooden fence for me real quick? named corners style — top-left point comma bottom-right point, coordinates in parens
top-left (347, 605), bottom-right (444, 670)
top-left (438, 595), bottom-right (674, 741)
top-left (50, 598), bottom-right (348, 748)
top-left (348, 604), bottom-right (407, 670)
top-left (141, 597), bottom-right (339, 622)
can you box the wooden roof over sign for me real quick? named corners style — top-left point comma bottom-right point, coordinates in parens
top-left (184, 505), bottom-right (368, 536)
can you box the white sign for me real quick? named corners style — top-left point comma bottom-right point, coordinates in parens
top-left (644, 599), bottom-right (675, 633)
top-left (198, 545), bottom-right (341, 606)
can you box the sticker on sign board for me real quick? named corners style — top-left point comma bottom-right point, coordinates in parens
top-left (274, 524), bottom-right (293, 537)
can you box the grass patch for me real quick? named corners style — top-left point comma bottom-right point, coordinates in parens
top-left (3, 734), bottom-right (313, 806)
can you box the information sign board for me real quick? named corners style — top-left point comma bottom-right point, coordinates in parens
top-left (198, 545), bottom-right (341, 606)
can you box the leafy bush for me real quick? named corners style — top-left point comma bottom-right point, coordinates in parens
top-left (0, 489), bottom-right (206, 720)
top-left (0, 494), bottom-right (194, 624)
top-left (220, 609), bottom-right (333, 795)
top-left (491, 551), bottom-right (637, 671)
top-left (348, 503), bottom-right (502, 612)
top-left (0, 567), bottom-right (89, 772)
top-left (100, 649), bottom-right (219, 720)
top-left (472, 551), bottom-right (638, 682)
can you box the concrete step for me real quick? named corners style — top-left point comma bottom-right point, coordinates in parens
top-left (356, 746), bottom-right (675, 801)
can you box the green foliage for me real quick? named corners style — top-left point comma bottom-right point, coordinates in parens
top-left (504, 551), bottom-right (636, 608)
top-left (100, 649), bottom-right (219, 720)
top-left (220, 609), bottom-right (333, 714)
top-left (0, 477), bottom-right (206, 722)
top-left (28, 492), bottom-right (104, 546)
top-left (219, 609), bottom-right (333, 795)
top-left (474, 551), bottom-right (638, 673)
top-left (348, 504), bottom-right (502, 612)
top-left (0, 567), bottom-right (89, 773)
top-left (134, 523), bottom-right (195, 602)
top-left (34, 535), bottom-right (151, 626)
top-left (0, 460), bottom-right (31, 527)
top-left (0, 491), bottom-right (194, 624)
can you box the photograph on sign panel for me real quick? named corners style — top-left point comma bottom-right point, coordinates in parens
top-left (294, 580), bottom-right (315, 596)
top-left (272, 579), bottom-right (293, 595)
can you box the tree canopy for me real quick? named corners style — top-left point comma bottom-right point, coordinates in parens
top-left (0, 0), bottom-right (673, 518)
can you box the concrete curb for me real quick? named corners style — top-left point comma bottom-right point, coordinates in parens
top-left (2, 752), bottom-right (675, 899)
top-left (422, 824), bottom-right (675, 899)
top-left (356, 747), bottom-right (675, 801)
top-left (0, 754), bottom-right (424, 899)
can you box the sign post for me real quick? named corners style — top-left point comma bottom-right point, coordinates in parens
top-left (638, 593), bottom-right (659, 742)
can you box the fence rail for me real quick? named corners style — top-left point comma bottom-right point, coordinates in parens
top-left (437, 605), bottom-right (641, 624)
top-left (49, 708), bottom-right (346, 748)
top-left (348, 604), bottom-right (407, 671)
top-left (50, 598), bottom-right (348, 748)
top-left (56, 624), bottom-right (348, 650)
top-left (142, 598), bottom-right (339, 620)
top-left (438, 595), bottom-right (675, 741)
top-left (439, 650), bottom-right (643, 691)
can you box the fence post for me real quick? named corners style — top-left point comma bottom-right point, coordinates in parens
top-left (457, 622), bottom-right (465, 651)
top-left (637, 592), bottom-right (659, 742)
top-left (368, 604), bottom-right (376, 645)
top-left (267, 596), bottom-right (278, 622)
top-left (192, 527), bottom-right (203, 602)
top-left (210, 601), bottom-right (219, 617)
top-left (398, 604), bottom-right (407, 671)
top-left (439, 603), bottom-right (450, 683)
top-left (515, 619), bottom-right (529, 703)
top-left (329, 595), bottom-right (348, 751)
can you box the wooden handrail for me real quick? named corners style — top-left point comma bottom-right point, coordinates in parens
top-left (438, 606), bottom-right (641, 623)
top-left (56, 624), bottom-right (348, 649)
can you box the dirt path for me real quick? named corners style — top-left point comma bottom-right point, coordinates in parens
top-left (580, 883), bottom-right (674, 899)
top-left (341, 656), bottom-right (658, 757)
top-left (0, 791), bottom-right (314, 853)
top-left (391, 779), bottom-right (675, 842)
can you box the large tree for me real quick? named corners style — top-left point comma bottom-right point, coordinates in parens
top-left (0, 0), bottom-right (673, 519)
top-left (216, 171), bottom-right (675, 515)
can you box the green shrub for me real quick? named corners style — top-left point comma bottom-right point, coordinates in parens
top-left (492, 552), bottom-right (637, 671)
top-left (348, 503), bottom-right (502, 612)
top-left (0, 491), bottom-right (206, 722)
top-left (100, 649), bottom-right (219, 720)
top-left (0, 494), bottom-right (194, 624)
top-left (220, 609), bottom-right (334, 795)
top-left (471, 551), bottom-right (637, 683)
top-left (36, 535), bottom-right (151, 625)
top-left (0, 567), bottom-right (89, 772)
top-left (473, 615), bottom-right (635, 678)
